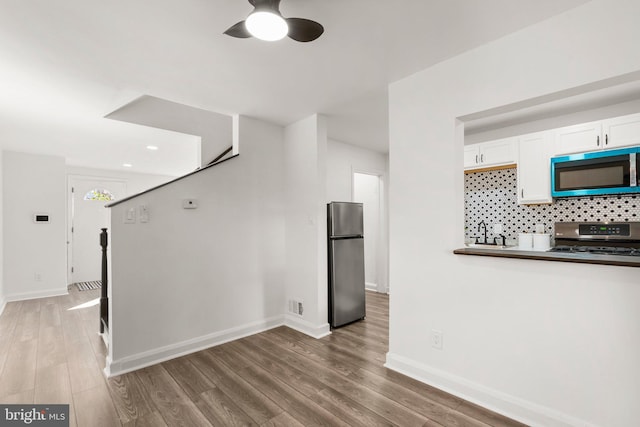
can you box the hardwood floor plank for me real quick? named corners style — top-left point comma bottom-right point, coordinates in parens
top-left (64, 336), bottom-right (106, 393)
top-left (121, 411), bottom-right (168, 427)
top-left (163, 356), bottom-right (215, 400)
top-left (453, 401), bottom-right (528, 427)
top-left (135, 364), bottom-right (212, 427)
top-left (13, 308), bottom-right (41, 343)
top-left (260, 411), bottom-right (305, 427)
top-left (0, 339), bottom-right (38, 397)
top-left (108, 371), bottom-right (158, 424)
top-left (194, 387), bottom-right (258, 427)
top-left (207, 341), bottom-right (253, 371)
top-left (37, 326), bottom-right (67, 370)
top-left (311, 387), bottom-right (396, 427)
top-left (188, 351), bottom-right (283, 425)
top-left (34, 362), bottom-right (77, 427)
top-left (39, 298), bottom-right (61, 328)
top-left (0, 389), bottom-right (34, 404)
top-left (73, 383), bottom-right (121, 427)
top-left (229, 339), bottom-right (327, 398)
top-left (236, 364), bottom-right (351, 427)
top-left (34, 362), bottom-right (73, 404)
top-left (346, 367), bottom-right (454, 425)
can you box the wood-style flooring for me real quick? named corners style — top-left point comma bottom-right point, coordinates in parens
top-left (0, 289), bottom-right (526, 426)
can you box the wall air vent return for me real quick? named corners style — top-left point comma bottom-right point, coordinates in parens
top-left (288, 299), bottom-right (303, 316)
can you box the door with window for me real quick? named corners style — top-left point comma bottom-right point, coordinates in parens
top-left (68, 177), bottom-right (125, 284)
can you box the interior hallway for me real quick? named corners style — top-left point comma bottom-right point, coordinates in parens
top-left (0, 289), bottom-right (523, 426)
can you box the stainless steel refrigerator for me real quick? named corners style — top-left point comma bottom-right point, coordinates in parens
top-left (327, 202), bottom-right (366, 328)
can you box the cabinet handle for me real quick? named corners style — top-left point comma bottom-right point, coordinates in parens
top-left (597, 135), bottom-right (600, 146)
top-left (605, 134), bottom-right (609, 145)
top-left (475, 154), bottom-right (478, 164)
top-left (521, 189), bottom-right (524, 198)
top-left (480, 154), bottom-right (484, 163)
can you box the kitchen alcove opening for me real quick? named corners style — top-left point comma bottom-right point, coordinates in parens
top-left (352, 172), bottom-right (382, 293)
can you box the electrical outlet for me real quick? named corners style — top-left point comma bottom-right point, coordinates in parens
top-left (431, 330), bottom-right (443, 350)
top-left (34, 272), bottom-right (42, 282)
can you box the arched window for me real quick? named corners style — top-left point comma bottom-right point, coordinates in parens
top-left (83, 188), bottom-right (115, 201)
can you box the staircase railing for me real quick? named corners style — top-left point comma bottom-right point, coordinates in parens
top-left (100, 228), bottom-right (109, 333)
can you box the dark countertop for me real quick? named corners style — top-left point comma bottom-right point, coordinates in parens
top-left (454, 247), bottom-right (640, 268)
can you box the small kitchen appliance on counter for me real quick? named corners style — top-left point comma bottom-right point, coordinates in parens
top-left (550, 222), bottom-right (640, 256)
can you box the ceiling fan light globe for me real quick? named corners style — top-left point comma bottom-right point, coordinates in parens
top-left (245, 11), bottom-right (288, 41)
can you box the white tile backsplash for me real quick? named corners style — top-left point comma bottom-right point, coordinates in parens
top-left (464, 167), bottom-right (640, 242)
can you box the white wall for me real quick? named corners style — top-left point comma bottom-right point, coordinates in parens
top-left (107, 116), bottom-right (285, 376)
top-left (326, 139), bottom-right (389, 293)
top-left (0, 150), bottom-right (4, 314)
top-left (3, 151), bottom-right (67, 300)
top-left (387, 2), bottom-right (640, 427)
top-left (354, 173), bottom-right (380, 289)
top-left (66, 165), bottom-right (176, 197)
top-left (283, 115), bottom-right (330, 337)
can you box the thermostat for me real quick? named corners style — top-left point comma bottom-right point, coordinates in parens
top-left (33, 213), bottom-right (50, 223)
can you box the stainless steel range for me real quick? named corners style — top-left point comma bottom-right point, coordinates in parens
top-left (550, 222), bottom-right (640, 256)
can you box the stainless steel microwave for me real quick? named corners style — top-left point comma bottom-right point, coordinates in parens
top-left (550, 146), bottom-right (639, 197)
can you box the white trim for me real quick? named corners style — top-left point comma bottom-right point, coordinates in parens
top-left (384, 352), bottom-right (597, 427)
top-left (0, 297), bottom-right (6, 317)
top-left (284, 314), bottom-right (331, 339)
top-left (5, 287), bottom-right (68, 303)
top-left (365, 282), bottom-right (378, 292)
top-left (105, 315), bottom-right (284, 377)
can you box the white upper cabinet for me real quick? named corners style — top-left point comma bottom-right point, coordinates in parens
top-left (464, 138), bottom-right (517, 170)
top-left (464, 145), bottom-right (480, 169)
top-left (553, 113), bottom-right (640, 155)
top-left (517, 131), bottom-right (553, 205)
top-left (553, 121), bottom-right (602, 155)
top-left (602, 113), bottom-right (640, 149)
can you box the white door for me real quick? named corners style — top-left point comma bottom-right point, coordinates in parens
top-left (353, 173), bottom-right (380, 291)
top-left (69, 177), bottom-right (125, 284)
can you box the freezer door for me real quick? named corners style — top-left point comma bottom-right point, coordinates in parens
top-left (329, 238), bottom-right (366, 327)
top-left (328, 202), bottom-right (364, 237)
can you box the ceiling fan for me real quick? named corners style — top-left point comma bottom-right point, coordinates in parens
top-left (224, 0), bottom-right (324, 42)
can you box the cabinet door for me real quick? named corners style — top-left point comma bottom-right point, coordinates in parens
top-left (602, 113), bottom-right (640, 149)
top-left (464, 145), bottom-right (480, 169)
top-left (480, 138), bottom-right (517, 167)
top-left (554, 121), bottom-right (602, 155)
top-left (517, 131), bottom-right (553, 205)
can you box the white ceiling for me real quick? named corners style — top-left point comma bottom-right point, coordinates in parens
top-left (0, 0), bottom-right (589, 176)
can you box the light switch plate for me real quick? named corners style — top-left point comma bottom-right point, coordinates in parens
top-left (124, 207), bottom-right (136, 224)
top-left (139, 204), bottom-right (149, 223)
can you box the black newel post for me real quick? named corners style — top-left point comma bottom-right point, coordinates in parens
top-left (100, 228), bottom-right (109, 333)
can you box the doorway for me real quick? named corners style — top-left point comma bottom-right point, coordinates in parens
top-left (68, 176), bottom-right (126, 285)
top-left (352, 171), bottom-right (387, 293)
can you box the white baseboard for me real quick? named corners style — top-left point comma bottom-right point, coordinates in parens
top-left (284, 314), bottom-right (331, 339)
top-left (365, 282), bottom-right (378, 291)
top-left (365, 282), bottom-right (389, 294)
top-left (384, 353), bottom-right (596, 427)
top-left (105, 315), bottom-right (284, 377)
top-left (0, 296), bottom-right (6, 318)
top-left (5, 287), bottom-right (69, 303)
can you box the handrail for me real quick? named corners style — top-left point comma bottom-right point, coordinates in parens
top-left (106, 153), bottom-right (238, 208)
top-left (208, 146), bottom-right (233, 165)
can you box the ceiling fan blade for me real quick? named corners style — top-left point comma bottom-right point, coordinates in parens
top-left (224, 21), bottom-right (251, 38)
top-left (286, 18), bottom-right (324, 42)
